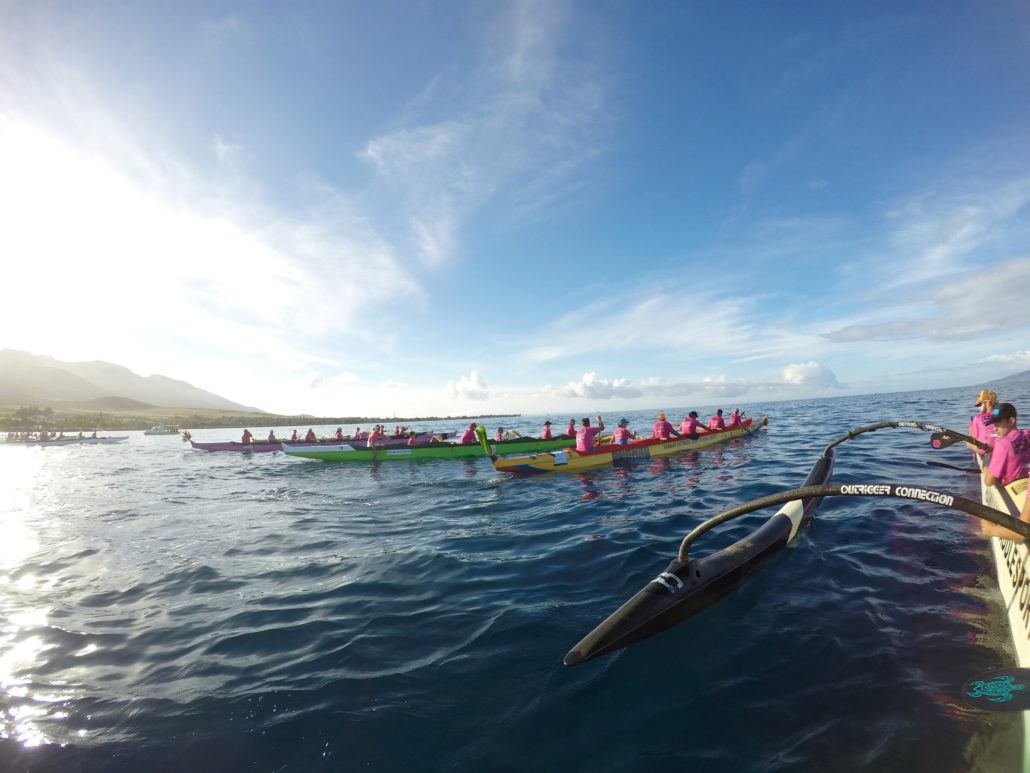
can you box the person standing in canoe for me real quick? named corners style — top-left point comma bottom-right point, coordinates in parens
top-left (982, 404), bottom-right (1030, 489)
top-left (679, 411), bottom-right (703, 435)
top-left (576, 416), bottom-right (605, 452)
top-left (652, 412), bottom-right (680, 440)
top-left (540, 420), bottom-right (553, 440)
top-left (979, 403), bottom-right (1030, 540)
top-left (367, 425), bottom-right (386, 447)
top-left (565, 419), bottom-right (576, 437)
top-left (459, 422), bottom-right (478, 444)
top-left (708, 409), bottom-right (726, 430)
top-left (610, 418), bottom-right (636, 445)
top-left (968, 389), bottom-right (998, 457)
top-left (242, 429), bottom-right (253, 444)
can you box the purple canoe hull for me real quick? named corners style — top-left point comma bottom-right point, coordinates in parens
top-left (190, 432), bottom-right (453, 452)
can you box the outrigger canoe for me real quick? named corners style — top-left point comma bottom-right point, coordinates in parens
top-left (190, 432), bottom-right (454, 453)
top-left (565, 420), bottom-right (1030, 664)
top-left (281, 434), bottom-right (576, 462)
top-left (964, 439), bottom-right (1030, 768)
top-left (4, 436), bottom-right (129, 446)
top-left (481, 417), bottom-right (767, 474)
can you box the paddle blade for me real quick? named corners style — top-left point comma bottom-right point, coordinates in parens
top-left (930, 431), bottom-right (963, 450)
top-left (963, 669), bottom-right (1030, 711)
top-left (925, 460), bottom-right (980, 474)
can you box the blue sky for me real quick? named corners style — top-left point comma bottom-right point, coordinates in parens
top-left (1, 1), bottom-right (1029, 415)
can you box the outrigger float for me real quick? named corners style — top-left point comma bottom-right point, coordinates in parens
top-left (564, 419), bottom-right (1030, 766)
top-left (478, 417), bottom-right (767, 474)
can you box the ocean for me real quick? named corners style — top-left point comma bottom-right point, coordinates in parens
top-left (2, 381), bottom-right (1029, 772)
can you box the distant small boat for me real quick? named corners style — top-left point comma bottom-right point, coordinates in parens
top-left (144, 423), bottom-right (181, 435)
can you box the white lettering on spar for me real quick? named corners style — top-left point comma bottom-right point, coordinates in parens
top-left (837, 484), bottom-right (954, 506)
top-left (839, 484), bottom-right (891, 496)
top-left (895, 421), bottom-right (947, 432)
top-left (893, 486), bottom-right (954, 507)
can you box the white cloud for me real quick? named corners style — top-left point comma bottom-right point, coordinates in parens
top-left (446, 371), bottom-right (490, 401)
top-left (779, 361), bottom-right (846, 388)
top-left (563, 372), bottom-right (643, 399)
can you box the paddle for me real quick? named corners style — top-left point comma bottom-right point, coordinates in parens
top-left (475, 425), bottom-right (495, 460)
top-left (925, 460), bottom-right (981, 474)
top-left (963, 669), bottom-right (1030, 711)
top-left (929, 430), bottom-right (990, 452)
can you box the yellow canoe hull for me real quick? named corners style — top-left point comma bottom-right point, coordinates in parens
top-left (491, 416), bottom-right (768, 474)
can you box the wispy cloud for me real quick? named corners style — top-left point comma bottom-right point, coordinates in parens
top-left (358, 0), bottom-right (610, 265)
top-left (0, 115), bottom-right (422, 405)
top-left (878, 178), bottom-right (1030, 288)
top-left (826, 256), bottom-right (1030, 342)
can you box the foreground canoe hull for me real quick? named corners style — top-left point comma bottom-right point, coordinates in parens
top-left (492, 417), bottom-right (767, 474)
top-left (282, 435), bottom-right (576, 462)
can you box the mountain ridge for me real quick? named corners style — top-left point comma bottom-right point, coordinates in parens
top-left (0, 349), bottom-right (263, 412)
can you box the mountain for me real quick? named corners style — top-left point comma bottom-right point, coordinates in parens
top-left (987, 369), bottom-right (1030, 386)
top-left (0, 349), bottom-right (263, 412)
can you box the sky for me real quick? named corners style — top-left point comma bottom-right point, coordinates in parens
top-left (1, 0), bottom-right (1029, 416)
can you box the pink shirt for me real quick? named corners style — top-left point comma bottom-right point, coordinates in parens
top-left (566, 422), bottom-right (576, 436)
top-left (727, 412), bottom-right (741, 426)
top-left (407, 434), bottom-right (417, 447)
top-left (495, 429), bottom-right (503, 442)
top-left (541, 425), bottom-right (552, 440)
top-left (576, 426), bottom-right (601, 452)
top-left (679, 418), bottom-right (701, 434)
top-left (611, 426), bottom-right (632, 444)
top-left (970, 413), bottom-right (996, 455)
top-left (708, 415), bottom-right (725, 430)
top-left (652, 420), bottom-right (675, 439)
top-left (988, 429), bottom-right (1030, 486)
top-left (459, 428), bottom-right (476, 444)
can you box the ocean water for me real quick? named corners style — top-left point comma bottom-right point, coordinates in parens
top-left (2, 383), bottom-right (1029, 772)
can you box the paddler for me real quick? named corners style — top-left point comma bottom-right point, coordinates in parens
top-left (290, 429), bottom-right (298, 442)
top-left (407, 430), bottom-right (418, 447)
top-left (708, 409), bottom-right (726, 430)
top-left (367, 425), bottom-right (386, 447)
top-left (304, 428), bottom-right (317, 442)
top-left (576, 416), bottom-right (605, 452)
top-left (335, 427), bottom-right (344, 441)
top-left (540, 420), bottom-right (553, 440)
top-left (242, 429), bottom-right (253, 444)
top-left (267, 429), bottom-right (277, 443)
top-left (968, 389), bottom-right (998, 456)
top-left (565, 419), bottom-right (576, 437)
top-left (727, 409), bottom-right (742, 427)
top-left (652, 412), bottom-right (680, 440)
top-left (679, 411), bottom-right (703, 435)
top-left (459, 422), bottom-right (478, 444)
top-left (611, 418), bottom-right (636, 445)
top-left (979, 403), bottom-right (1030, 539)
top-left (495, 427), bottom-right (504, 442)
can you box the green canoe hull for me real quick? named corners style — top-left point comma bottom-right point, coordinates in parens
top-left (281, 435), bottom-right (575, 462)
